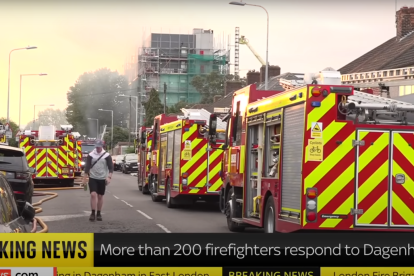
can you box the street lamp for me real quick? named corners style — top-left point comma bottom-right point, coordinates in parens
top-left (20, 73), bottom-right (47, 129)
top-left (229, 1), bottom-right (269, 90)
top-left (33, 104), bottom-right (54, 129)
top-left (7, 46), bottom-right (38, 123)
top-left (119, 95), bottom-right (138, 139)
top-left (87, 118), bottom-right (99, 139)
top-left (98, 109), bottom-right (113, 151)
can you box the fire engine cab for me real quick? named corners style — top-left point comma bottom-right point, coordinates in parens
top-left (210, 68), bottom-right (414, 233)
top-left (137, 126), bottom-right (153, 194)
top-left (19, 124), bottom-right (77, 187)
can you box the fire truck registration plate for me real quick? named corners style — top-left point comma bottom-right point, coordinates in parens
top-left (62, 168), bottom-right (69, 173)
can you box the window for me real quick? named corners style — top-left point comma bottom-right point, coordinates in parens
top-left (264, 124), bottom-right (281, 178)
top-left (160, 134), bottom-right (167, 171)
top-left (0, 148), bottom-right (25, 171)
top-left (399, 85), bottom-right (414, 96)
top-left (0, 176), bottom-right (18, 223)
top-left (232, 101), bottom-right (243, 146)
top-left (166, 131), bottom-right (174, 168)
top-left (173, 130), bottom-right (181, 185)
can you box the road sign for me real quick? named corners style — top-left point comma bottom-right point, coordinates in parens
top-left (5, 131), bottom-right (12, 139)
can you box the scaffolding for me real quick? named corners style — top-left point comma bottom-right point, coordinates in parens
top-left (137, 31), bottom-right (230, 106)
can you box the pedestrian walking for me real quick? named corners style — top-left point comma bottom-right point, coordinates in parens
top-left (82, 139), bottom-right (113, 221)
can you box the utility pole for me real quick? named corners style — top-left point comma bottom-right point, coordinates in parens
top-left (129, 96), bottom-right (131, 145)
top-left (164, 82), bottom-right (167, 114)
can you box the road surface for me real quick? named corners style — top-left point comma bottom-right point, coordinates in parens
top-left (34, 171), bottom-right (237, 233)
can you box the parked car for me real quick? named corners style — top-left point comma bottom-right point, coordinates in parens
top-left (0, 145), bottom-right (34, 214)
top-left (122, 154), bottom-right (138, 174)
top-left (114, 155), bottom-right (124, 171)
top-left (0, 174), bottom-right (36, 233)
top-left (112, 155), bottom-right (117, 170)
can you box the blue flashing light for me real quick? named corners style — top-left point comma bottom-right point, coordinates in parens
top-left (311, 101), bottom-right (321, 107)
top-left (299, 92), bottom-right (303, 98)
top-left (184, 128), bottom-right (190, 131)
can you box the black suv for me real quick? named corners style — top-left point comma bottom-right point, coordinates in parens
top-left (122, 153), bottom-right (138, 174)
top-left (0, 145), bottom-right (34, 214)
top-left (0, 174), bottom-right (36, 233)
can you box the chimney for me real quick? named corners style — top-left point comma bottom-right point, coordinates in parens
top-left (213, 95), bottom-right (222, 102)
top-left (260, 65), bottom-right (281, 82)
top-left (246, 70), bottom-right (261, 85)
top-left (396, 6), bottom-right (414, 39)
top-left (225, 80), bottom-right (243, 95)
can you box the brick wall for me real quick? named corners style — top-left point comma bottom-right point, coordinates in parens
top-left (397, 6), bottom-right (414, 39)
top-left (260, 65), bottom-right (281, 82)
top-left (246, 70), bottom-right (260, 85)
top-left (225, 81), bottom-right (243, 95)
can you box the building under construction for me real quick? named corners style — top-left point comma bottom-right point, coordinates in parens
top-left (138, 28), bottom-right (230, 106)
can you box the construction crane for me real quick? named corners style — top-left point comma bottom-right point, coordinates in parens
top-left (239, 35), bottom-right (266, 66)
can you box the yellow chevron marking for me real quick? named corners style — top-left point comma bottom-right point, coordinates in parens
top-left (320, 160), bottom-right (389, 228)
top-left (315, 132), bottom-right (389, 228)
top-left (392, 192), bottom-right (414, 225)
top-left (210, 176), bottom-right (223, 192)
top-left (306, 93), bottom-right (336, 130)
top-left (36, 149), bottom-right (47, 176)
top-left (189, 188), bottom-right (200, 194)
top-left (182, 124), bottom-right (197, 142)
top-left (304, 131), bottom-right (360, 193)
top-left (304, 121), bottom-right (346, 163)
top-left (194, 161), bottom-right (221, 189)
top-left (47, 149), bottom-right (59, 177)
top-left (357, 192), bottom-right (388, 225)
top-left (391, 162), bottom-right (414, 225)
top-left (26, 146), bottom-right (35, 161)
top-left (182, 140), bottom-right (206, 173)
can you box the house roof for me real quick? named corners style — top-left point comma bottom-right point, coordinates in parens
top-left (187, 91), bottom-right (234, 113)
top-left (339, 32), bottom-right (414, 74)
top-left (255, 72), bottom-right (304, 91)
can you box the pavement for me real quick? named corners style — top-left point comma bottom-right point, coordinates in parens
top-left (34, 171), bottom-right (236, 233)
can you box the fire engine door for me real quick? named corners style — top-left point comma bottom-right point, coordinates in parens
top-left (158, 133), bottom-right (167, 192)
top-left (354, 130), bottom-right (414, 227)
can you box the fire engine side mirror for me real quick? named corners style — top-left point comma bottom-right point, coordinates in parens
top-left (208, 114), bottom-right (217, 137)
top-left (141, 135), bottom-right (146, 145)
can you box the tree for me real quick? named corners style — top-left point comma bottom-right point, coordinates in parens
top-left (103, 125), bottom-right (130, 148)
top-left (143, 89), bottom-right (164, 127)
top-left (0, 118), bottom-right (20, 147)
top-left (66, 68), bottom-right (130, 136)
top-left (167, 101), bottom-right (188, 114)
top-left (125, 146), bottom-right (136, 154)
top-left (24, 108), bottom-right (68, 130)
top-left (191, 72), bottom-right (247, 104)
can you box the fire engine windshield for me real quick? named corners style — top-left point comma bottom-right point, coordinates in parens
top-left (81, 145), bottom-right (96, 152)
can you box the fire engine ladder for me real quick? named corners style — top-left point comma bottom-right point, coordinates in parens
top-left (239, 36), bottom-right (266, 66)
top-left (340, 90), bottom-right (414, 125)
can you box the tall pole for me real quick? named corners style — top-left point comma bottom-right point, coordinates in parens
top-left (96, 120), bottom-right (99, 138)
top-left (135, 95), bottom-right (138, 139)
top-left (129, 97), bottom-right (131, 145)
top-left (265, 7), bottom-right (269, 90)
top-left (229, 2), bottom-right (268, 90)
top-left (164, 82), bottom-right (167, 114)
top-left (19, 75), bottom-right (22, 129)
top-left (33, 105), bottom-right (36, 130)
top-left (7, 46), bottom-right (37, 124)
top-left (111, 110), bottom-right (114, 153)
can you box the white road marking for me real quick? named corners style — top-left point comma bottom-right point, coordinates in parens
top-left (157, 224), bottom-right (171, 233)
top-left (114, 195), bottom-right (119, 199)
top-left (136, 210), bottom-right (152, 220)
top-left (37, 212), bottom-right (96, 222)
top-left (121, 200), bottom-right (133, 207)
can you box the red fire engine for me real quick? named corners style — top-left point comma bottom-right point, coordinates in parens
top-left (209, 69), bottom-right (414, 232)
top-left (137, 126), bottom-right (153, 194)
top-left (19, 125), bottom-right (77, 187)
top-left (149, 112), bottom-right (226, 208)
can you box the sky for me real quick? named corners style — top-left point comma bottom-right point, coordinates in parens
top-left (0, 0), bottom-right (412, 128)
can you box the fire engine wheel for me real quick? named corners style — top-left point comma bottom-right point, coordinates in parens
top-left (264, 197), bottom-right (276, 233)
top-left (225, 188), bottom-right (245, 232)
top-left (150, 177), bottom-right (163, 202)
top-left (166, 180), bottom-right (176, 208)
